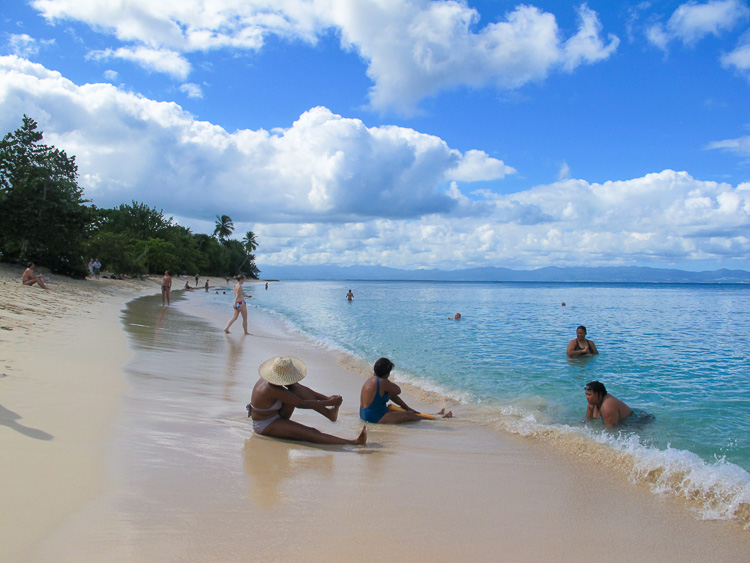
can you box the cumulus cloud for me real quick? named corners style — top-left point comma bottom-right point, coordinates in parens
top-left (2, 55), bottom-right (748, 269)
top-left (6, 33), bottom-right (55, 58)
top-left (646, 0), bottom-right (750, 49)
top-left (29, 0), bottom-right (618, 113)
top-left (0, 55), bottom-right (506, 224)
top-left (722, 41), bottom-right (750, 77)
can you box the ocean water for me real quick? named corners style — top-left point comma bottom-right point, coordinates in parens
top-left (214, 279), bottom-right (750, 525)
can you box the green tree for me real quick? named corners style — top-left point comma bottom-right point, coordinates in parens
top-left (213, 214), bottom-right (234, 243)
top-left (0, 115), bottom-right (92, 276)
top-left (242, 230), bottom-right (258, 254)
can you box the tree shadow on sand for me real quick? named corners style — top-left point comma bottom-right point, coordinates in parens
top-left (0, 403), bottom-right (54, 441)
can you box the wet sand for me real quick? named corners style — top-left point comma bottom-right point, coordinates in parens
top-left (2, 267), bottom-right (750, 561)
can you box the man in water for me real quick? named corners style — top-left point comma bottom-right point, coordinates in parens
top-left (346, 289), bottom-right (354, 302)
top-left (161, 271), bottom-right (172, 306)
top-left (584, 381), bottom-right (632, 428)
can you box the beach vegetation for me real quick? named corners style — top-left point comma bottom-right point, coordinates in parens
top-left (1, 117), bottom-right (261, 279)
top-left (0, 115), bottom-right (92, 277)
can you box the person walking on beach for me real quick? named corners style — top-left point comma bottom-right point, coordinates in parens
top-left (22, 263), bottom-right (48, 289)
top-left (205, 279), bottom-right (209, 292)
top-left (92, 258), bottom-right (101, 279)
top-left (224, 275), bottom-right (251, 334)
top-left (248, 356), bottom-right (367, 446)
top-left (360, 357), bottom-right (452, 424)
top-left (567, 325), bottom-right (598, 357)
top-left (161, 270), bottom-right (172, 306)
top-left (346, 289), bottom-right (354, 302)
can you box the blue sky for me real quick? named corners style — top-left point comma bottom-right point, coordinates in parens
top-left (1, 0), bottom-right (749, 271)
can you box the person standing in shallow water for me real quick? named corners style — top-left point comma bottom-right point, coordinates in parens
top-left (346, 289), bottom-right (354, 302)
top-left (161, 271), bottom-right (172, 306)
top-left (224, 275), bottom-right (250, 334)
top-left (567, 325), bottom-right (598, 357)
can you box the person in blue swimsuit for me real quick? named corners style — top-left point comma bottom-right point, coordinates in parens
top-left (359, 357), bottom-right (452, 423)
top-left (248, 356), bottom-right (367, 446)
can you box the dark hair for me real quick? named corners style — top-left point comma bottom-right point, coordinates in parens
top-left (577, 325), bottom-right (587, 334)
top-left (27, 262), bottom-right (34, 268)
top-left (584, 381), bottom-right (606, 396)
top-left (374, 357), bottom-right (394, 378)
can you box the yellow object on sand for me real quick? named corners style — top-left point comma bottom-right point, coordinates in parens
top-left (387, 405), bottom-right (436, 419)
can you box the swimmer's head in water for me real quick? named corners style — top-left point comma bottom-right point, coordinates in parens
top-left (584, 381), bottom-right (606, 396)
top-left (455, 313), bottom-right (461, 319)
top-left (374, 357), bottom-right (394, 378)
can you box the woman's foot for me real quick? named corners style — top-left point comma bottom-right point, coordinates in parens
top-left (324, 396), bottom-right (343, 422)
top-left (354, 426), bottom-right (367, 446)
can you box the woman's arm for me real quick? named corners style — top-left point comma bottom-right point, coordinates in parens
top-left (382, 379), bottom-right (418, 412)
top-left (267, 385), bottom-right (338, 409)
top-left (588, 340), bottom-right (599, 355)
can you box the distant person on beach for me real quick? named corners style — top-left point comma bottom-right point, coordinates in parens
top-left (195, 273), bottom-right (199, 286)
top-left (184, 281), bottom-right (193, 291)
top-left (22, 263), bottom-right (48, 289)
top-left (87, 258), bottom-right (94, 278)
top-left (567, 325), bottom-right (598, 357)
top-left (205, 280), bottom-right (209, 292)
top-left (92, 258), bottom-right (101, 279)
top-left (360, 357), bottom-right (452, 424)
top-left (161, 271), bottom-right (172, 306)
top-left (265, 282), bottom-right (268, 290)
top-left (584, 381), bottom-right (652, 429)
top-left (247, 356), bottom-right (367, 446)
top-left (449, 313), bottom-right (461, 320)
top-left (224, 275), bottom-right (251, 334)
top-left (346, 289), bottom-right (354, 301)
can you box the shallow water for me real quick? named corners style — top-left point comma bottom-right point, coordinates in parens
top-left (124, 280), bottom-right (750, 526)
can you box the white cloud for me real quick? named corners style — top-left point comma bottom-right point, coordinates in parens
top-left (8, 34), bottom-right (39, 58)
top-left (179, 82), bottom-right (204, 98)
top-left (706, 134), bottom-right (750, 155)
top-left (2, 55), bottom-right (748, 269)
top-left (647, 0), bottom-right (750, 49)
top-left (87, 46), bottom-right (191, 80)
top-left (0, 55), bottom-right (503, 224)
top-left (722, 41), bottom-right (750, 77)
top-left (29, 0), bottom-right (618, 113)
top-left (103, 69), bottom-right (118, 81)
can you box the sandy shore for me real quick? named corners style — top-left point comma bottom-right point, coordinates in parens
top-left (2, 266), bottom-right (750, 562)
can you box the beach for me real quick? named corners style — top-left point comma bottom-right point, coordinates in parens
top-left (2, 266), bottom-right (750, 562)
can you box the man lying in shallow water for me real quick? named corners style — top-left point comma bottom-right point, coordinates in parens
top-left (584, 380), bottom-right (653, 428)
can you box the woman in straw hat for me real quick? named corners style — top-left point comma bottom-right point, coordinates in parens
top-left (248, 356), bottom-right (367, 446)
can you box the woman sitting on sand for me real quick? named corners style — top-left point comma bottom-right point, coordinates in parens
top-left (360, 357), bottom-right (452, 424)
top-left (22, 263), bottom-right (48, 289)
top-left (248, 356), bottom-right (367, 446)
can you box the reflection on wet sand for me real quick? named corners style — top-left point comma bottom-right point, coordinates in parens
top-left (243, 436), bottom-right (334, 509)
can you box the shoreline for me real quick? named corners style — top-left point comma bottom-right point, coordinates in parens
top-left (3, 268), bottom-right (750, 561)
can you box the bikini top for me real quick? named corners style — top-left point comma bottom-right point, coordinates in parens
top-left (574, 339), bottom-right (590, 351)
top-left (249, 399), bottom-right (282, 414)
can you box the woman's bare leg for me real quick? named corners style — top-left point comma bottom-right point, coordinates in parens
top-left (263, 418), bottom-right (366, 446)
top-left (240, 307), bottom-right (249, 334)
top-left (377, 409), bottom-right (452, 424)
top-left (224, 309), bottom-right (240, 333)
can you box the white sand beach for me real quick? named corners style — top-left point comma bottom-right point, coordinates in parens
top-left (2, 264), bottom-right (750, 562)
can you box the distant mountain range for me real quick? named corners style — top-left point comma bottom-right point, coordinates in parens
top-left (257, 265), bottom-right (750, 283)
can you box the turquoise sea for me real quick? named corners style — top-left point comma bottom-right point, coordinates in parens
top-left (163, 279), bottom-right (750, 526)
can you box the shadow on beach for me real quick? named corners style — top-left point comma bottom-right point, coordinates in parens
top-left (0, 403), bottom-right (54, 441)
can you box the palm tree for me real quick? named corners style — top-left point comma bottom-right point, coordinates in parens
top-left (242, 231), bottom-right (258, 254)
top-left (213, 214), bottom-right (234, 242)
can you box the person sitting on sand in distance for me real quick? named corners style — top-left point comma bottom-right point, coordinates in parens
top-left (584, 380), bottom-right (648, 428)
top-left (248, 356), bottom-right (367, 446)
top-left (567, 325), bottom-right (598, 357)
top-left (346, 289), bottom-right (354, 302)
top-left (224, 274), bottom-right (251, 334)
top-left (22, 263), bottom-right (48, 289)
top-left (360, 357), bottom-right (452, 424)
top-left (161, 270), bottom-right (172, 306)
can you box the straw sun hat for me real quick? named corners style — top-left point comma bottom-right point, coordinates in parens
top-left (258, 356), bottom-right (307, 385)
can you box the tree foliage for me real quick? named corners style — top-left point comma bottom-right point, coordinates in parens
top-left (0, 115), bottom-right (92, 276)
top-left (0, 117), bottom-right (260, 279)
